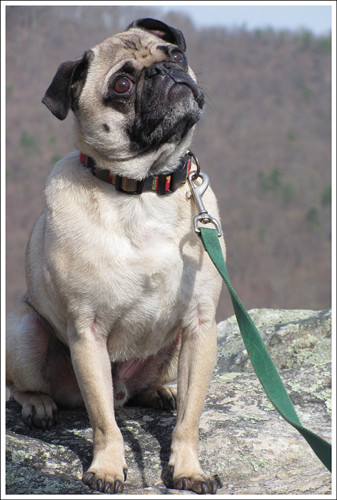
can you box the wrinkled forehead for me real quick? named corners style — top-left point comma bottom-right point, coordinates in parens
top-left (91, 30), bottom-right (171, 71)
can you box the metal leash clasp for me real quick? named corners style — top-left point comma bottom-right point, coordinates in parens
top-left (187, 152), bottom-right (222, 237)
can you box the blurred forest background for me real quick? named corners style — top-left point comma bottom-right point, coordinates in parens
top-left (5, 5), bottom-right (332, 321)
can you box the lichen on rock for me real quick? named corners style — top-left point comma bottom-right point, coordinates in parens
top-left (6, 309), bottom-right (332, 495)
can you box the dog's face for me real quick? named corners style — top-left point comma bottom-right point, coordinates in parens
top-left (42, 18), bottom-right (204, 178)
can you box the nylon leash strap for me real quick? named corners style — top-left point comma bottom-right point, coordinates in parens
top-left (185, 156), bottom-right (331, 472)
top-left (199, 226), bottom-right (331, 472)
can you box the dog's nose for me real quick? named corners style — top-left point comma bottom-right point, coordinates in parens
top-left (145, 61), bottom-right (204, 108)
top-left (146, 62), bottom-right (173, 78)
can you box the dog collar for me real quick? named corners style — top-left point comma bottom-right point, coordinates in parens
top-left (79, 152), bottom-right (192, 195)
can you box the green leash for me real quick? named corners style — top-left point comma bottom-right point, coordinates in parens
top-left (199, 226), bottom-right (331, 472)
top-left (185, 156), bottom-right (331, 472)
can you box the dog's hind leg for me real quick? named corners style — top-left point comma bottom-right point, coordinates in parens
top-left (9, 389), bottom-right (58, 430)
top-left (128, 384), bottom-right (177, 411)
top-left (120, 331), bottom-right (181, 410)
top-left (6, 296), bottom-right (83, 429)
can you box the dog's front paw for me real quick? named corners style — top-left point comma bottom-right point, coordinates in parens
top-left (172, 472), bottom-right (223, 494)
top-left (83, 467), bottom-right (128, 493)
top-left (168, 447), bottom-right (223, 495)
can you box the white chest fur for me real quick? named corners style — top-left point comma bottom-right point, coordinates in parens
top-left (27, 154), bottom-right (206, 362)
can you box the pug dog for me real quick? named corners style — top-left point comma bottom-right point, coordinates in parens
top-left (6, 18), bottom-right (225, 494)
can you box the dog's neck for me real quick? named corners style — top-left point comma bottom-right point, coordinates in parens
top-left (79, 152), bottom-right (192, 195)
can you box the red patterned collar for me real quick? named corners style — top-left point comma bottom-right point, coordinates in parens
top-left (79, 152), bottom-right (192, 195)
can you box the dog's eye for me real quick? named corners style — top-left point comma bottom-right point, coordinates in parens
top-left (113, 76), bottom-right (133, 94)
top-left (171, 51), bottom-right (185, 64)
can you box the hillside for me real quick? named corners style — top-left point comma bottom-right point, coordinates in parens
top-left (5, 5), bottom-right (332, 320)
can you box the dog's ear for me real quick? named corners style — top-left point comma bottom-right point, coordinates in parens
top-left (42, 50), bottom-right (93, 120)
top-left (128, 18), bottom-right (186, 52)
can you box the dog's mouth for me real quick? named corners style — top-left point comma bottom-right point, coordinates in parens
top-left (127, 63), bottom-right (204, 152)
top-left (145, 62), bottom-right (204, 108)
top-left (168, 76), bottom-right (204, 108)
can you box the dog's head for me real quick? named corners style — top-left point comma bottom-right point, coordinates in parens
top-left (42, 18), bottom-right (204, 178)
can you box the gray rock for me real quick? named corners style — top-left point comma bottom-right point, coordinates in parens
top-left (215, 308), bottom-right (331, 373)
top-left (6, 309), bottom-right (332, 495)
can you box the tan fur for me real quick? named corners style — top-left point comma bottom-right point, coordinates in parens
top-left (6, 23), bottom-right (225, 494)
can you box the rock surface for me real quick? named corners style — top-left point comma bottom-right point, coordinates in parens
top-left (6, 309), bottom-right (332, 495)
